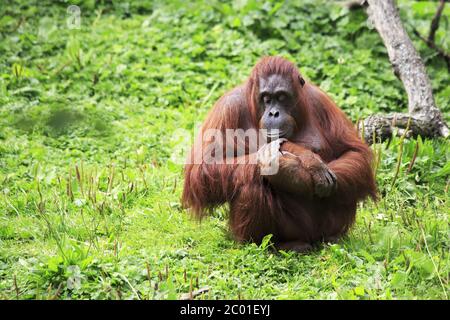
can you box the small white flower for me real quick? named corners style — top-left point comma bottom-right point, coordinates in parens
top-left (375, 213), bottom-right (386, 220)
top-left (74, 198), bottom-right (85, 207)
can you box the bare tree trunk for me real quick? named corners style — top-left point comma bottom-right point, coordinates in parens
top-left (359, 0), bottom-right (449, 144)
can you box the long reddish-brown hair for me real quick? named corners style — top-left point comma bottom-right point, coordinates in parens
top-left (182, 56), bottom-right (377, 244)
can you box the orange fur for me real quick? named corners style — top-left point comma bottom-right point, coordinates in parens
top-left (182, 56), bottom-right (376, 246)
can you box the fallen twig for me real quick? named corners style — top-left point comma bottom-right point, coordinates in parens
top-left (179, 286), bottom-right (210, 300)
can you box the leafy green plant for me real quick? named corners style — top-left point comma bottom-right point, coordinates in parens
top-left (0, 0), bottom-right (448, 300)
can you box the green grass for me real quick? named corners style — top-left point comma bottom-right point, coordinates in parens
top-left (0, 0), bottom-right (449, 299)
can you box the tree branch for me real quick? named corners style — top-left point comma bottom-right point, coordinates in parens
top-left (412, 28), bottom-right (450, 72)
top-left (410, 0), bottom-right (450, 72)
top-left (360, 112), bottom-right (448, 144)
top-left (428, 0), bottom-right (445, 43)
top-left (360, 0), bottom-right (449, 144)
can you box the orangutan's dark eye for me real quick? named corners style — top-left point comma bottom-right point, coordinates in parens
top-left (263, 95), bottom-right (271, 104)
top-left (278, 93), bottom-right (286, 102)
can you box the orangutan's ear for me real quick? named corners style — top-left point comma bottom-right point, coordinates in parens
top-left (298, 75), bottom-right (305, 87)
